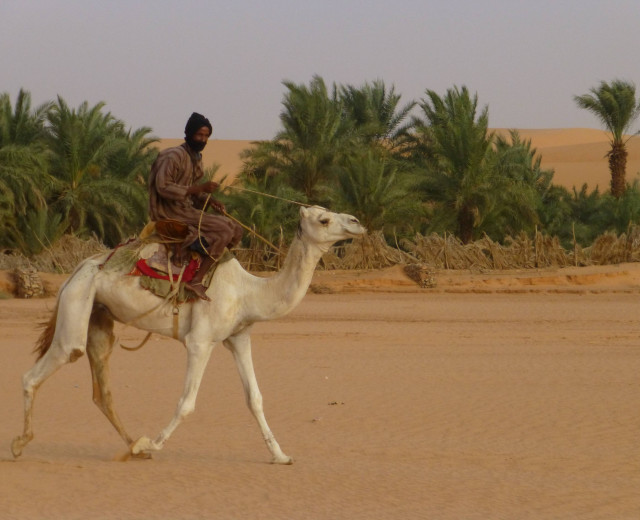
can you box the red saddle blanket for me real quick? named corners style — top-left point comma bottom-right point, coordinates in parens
top-left (133, 257), bottom-right (201, 283)
top-left (100, 238), bottom-right (209, 287)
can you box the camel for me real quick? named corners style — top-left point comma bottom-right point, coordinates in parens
top-left (11, 206), bottom-right (365, 464)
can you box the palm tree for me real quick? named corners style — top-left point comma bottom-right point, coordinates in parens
top-left (412, 88), bottom-right (550, 243)
top-left (489, 130), bottom-right (554, 237)
top-left (330, 148), bottom-right (421, 233)
top-left (0, 89), bottom-right (52, 249)
top-left (412, 86), bottom-right (497, 243)
top-left (599, 180), bottom-right (640, 235)
top-left (339, 79), bottom-right (415, 148)
top-left (3, 207), bottom-right (68, 256)
top-left (574, 80), bottom-right (640, 198)
top-left (0, 89), bottom-right (51, 147)
top-left (105, 126), bottom-right (159, 234)
top-left (537, 183), bottom-right (574, 245)
top-left (566, 184), bottom-right (607, 245)
top-left (45, 96), bottom-right (154, 246)
top-left (243, 76), bottom-right (355, 203)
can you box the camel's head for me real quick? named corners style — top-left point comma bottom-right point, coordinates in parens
top-left (299, 206), bottom-right (366, 249)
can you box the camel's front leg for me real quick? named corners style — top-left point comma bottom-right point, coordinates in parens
top-left (131, 339), bottom-right (214, 456)
top-left (224, 332), bottom-right (293, 464)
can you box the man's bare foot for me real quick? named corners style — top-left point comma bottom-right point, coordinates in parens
top-left (185, 281), bottom-right (210, 301)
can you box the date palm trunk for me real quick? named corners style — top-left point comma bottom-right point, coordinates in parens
top-left (608, 142), bottom-right (628, 198)
top-left (458, 205), bottom-right (475, 244)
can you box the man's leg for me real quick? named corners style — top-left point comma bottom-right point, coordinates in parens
top-left (185, 254), bottom-right (216, 301)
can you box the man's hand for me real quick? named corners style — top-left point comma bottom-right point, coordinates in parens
top-left (209, 200), bottom-right (226, 213)
top-left (201, 181), bottom-right (220, 193)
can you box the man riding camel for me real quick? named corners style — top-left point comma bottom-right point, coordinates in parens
top-left (148, 112), bottom-right (243, 300)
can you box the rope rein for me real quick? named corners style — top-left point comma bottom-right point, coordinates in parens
top-left (224, 185), bottom-right (310, 208)
top-left (198, 185), bottom-right (308, 256)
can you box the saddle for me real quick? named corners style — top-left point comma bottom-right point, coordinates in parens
top-left (101, 220), bottom-right (232, 303)
top-left (135, 220), bottom-right (203, 282)
top-left (141, 220), bottom-right (191, 267)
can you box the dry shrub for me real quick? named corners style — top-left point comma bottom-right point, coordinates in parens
top-left (531, 233), bottom-right (580, 267)
top-left (586, 226), bottom-right (640, 265)
top-left (0, 251), bottom-right (32, 271)
top-left (0, 235), bottom-right (108, 273)
top-left (236, 229), bottom-right (588, 272)
top-left (30, 235), bottom-right (108, 273)
top-left (4, 225), bottom-right (640, 276)
top-left (233, 229), bottom-right (287, 271)
top-left (322, 231), bottom-right (415, 270)
top-left (401, 231), bottom-right (582, 270)
top-left (401, 232), bottom-right (494, 270)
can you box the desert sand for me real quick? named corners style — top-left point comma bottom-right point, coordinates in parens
top-left (1, 264), bottom-right (640, 519)
top-left (1, 129), bottom-right (640, 519)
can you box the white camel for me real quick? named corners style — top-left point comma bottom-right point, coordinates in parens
top-left (11, 206), bottom-right (365, 463)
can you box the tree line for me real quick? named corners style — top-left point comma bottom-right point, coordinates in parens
top-left (0, 90), bottom-right (157, 253)
top-left (1, 79), bottom-right (639, 260)
top-left (224, 76), bottom-right (640, 251)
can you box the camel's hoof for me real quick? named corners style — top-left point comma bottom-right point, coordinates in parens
top-left (272, 454), bottom-right (294, 465)
top-left (130, 436), bottom-right (155, 455)
top-left (115, 450), bottom-right (153, 462)
top-left (131, 450), bottom-right (153, 460)
top-left (11, 437), bottom-right (26, 458)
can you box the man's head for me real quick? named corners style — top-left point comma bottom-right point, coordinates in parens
top-left (184, 112), bottom-right (212, 152)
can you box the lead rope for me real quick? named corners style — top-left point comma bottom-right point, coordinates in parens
top-left (224, 185), bottom-right (310, 207)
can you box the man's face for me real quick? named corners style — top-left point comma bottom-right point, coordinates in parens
top-left (187, 125), bottom-right (212, 152)
top-left (192, 126), bottom-right (211, 145)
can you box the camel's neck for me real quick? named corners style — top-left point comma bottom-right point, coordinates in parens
top-left (254, 235), bottom-right (325, 320)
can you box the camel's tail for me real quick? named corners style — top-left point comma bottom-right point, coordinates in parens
top-left (33, 302), bottom-right (59, 360)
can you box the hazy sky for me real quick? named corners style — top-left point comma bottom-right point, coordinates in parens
top-left (2, 0), bottom-right (639, 139)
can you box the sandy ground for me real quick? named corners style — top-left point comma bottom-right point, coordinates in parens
top-left (1, 264), bottom-right (639, 519)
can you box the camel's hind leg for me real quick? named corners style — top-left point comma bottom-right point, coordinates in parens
top-left (86, 305), bottom-right (136, 450)
top-left (11, 260), bottom-right (98, 458)
top-left (10, 336), bottom-right (79, 458)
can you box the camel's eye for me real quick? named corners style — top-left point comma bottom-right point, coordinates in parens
top-left (319, 218), bottom-right (330, 226)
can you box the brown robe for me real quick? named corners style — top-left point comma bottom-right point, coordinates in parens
top-left (148, 143), bottom-right (242, 258)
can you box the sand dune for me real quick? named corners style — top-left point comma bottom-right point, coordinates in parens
top-left (160, 128), bottom-right (640, 192)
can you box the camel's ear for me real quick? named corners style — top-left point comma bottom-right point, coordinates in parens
top-left (300, 206), bottom-right (309, 219)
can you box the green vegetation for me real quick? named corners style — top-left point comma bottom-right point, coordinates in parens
top-left (2, 79), bottom-right (640, 268)
top-left (226, 77), bottom-right (640, 253)
top-left (0, 89), bottom-right (156, 253)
